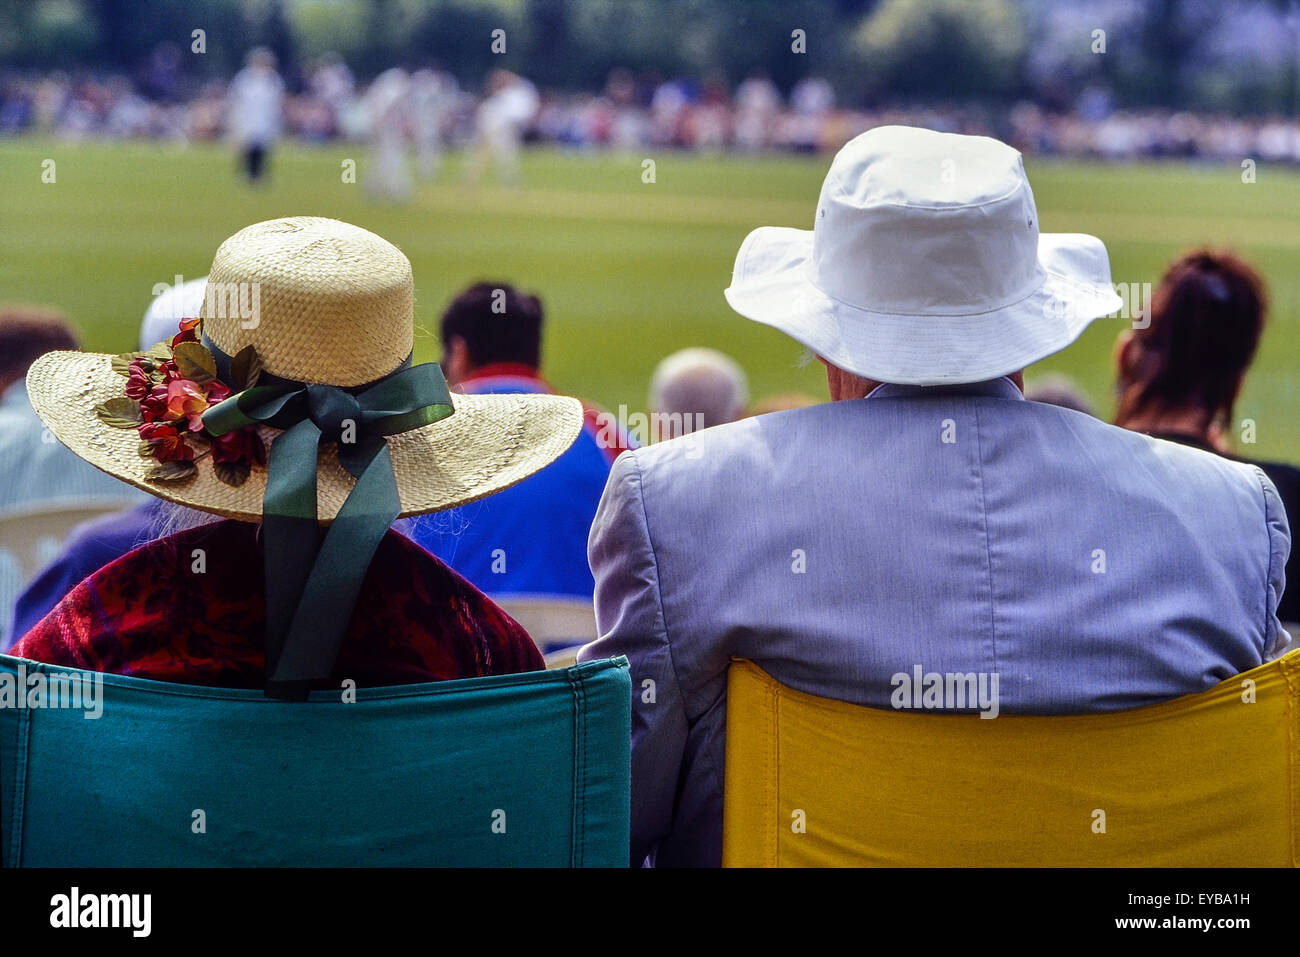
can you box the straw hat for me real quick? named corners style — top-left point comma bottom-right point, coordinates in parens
top-left (25, 216), bottom-right (584, 523)
top-left (724, 125), bottom-right (1125, 386)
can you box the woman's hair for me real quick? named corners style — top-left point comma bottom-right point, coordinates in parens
top-left (149, 501), bottom-right (222, 539)
top-left (128, 501), bottom-right (225, 570)
top-left (1115, 249), bottom-right (1267, 432)
top-left (148, 501), bottom-right (221, 555)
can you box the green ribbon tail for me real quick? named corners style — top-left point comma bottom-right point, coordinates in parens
top-left (266, 439), bottom-right (402, 699)
top-left (260, 419), bottom-right (322, 684)
top-left (197, 357), bottom-right (458, 700)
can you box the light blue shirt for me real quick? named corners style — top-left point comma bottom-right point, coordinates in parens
top-left (0, 382), bottom-right (145, 646)
top-left (0, 382), bottom-right (146, 516)
top-left (403, 373), bottom-right (612, 604)
top-left (579, 377), bottom-right (1291, 866)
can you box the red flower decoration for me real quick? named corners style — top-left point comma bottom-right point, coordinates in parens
top-left (171, 317), bottom-right (201, 348)
top-left (165, 379), bottom-right (212, 432)
top-left (124, 361), bottom-right (151, 401)
top-left (211, 427), bottom-right (267, 466)
top-left (107, 318), bottom-right (264, 486)
top-left (140, 383), bottom-right (170, 423)
top-left (138, 422), bottom-right (195, 463)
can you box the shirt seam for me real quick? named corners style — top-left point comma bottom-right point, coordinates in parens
top-left (625, 450), bottom-right (696, 862)
top-left (625, 452), bottom-right (680, 691)
top-left (971, 403), bottom-right (999, 677)
top-left (1250, 465), bottom-right (1281, 655)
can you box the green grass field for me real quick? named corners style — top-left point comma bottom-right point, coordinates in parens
top-left (1, 138), bottom-right (1297, 458)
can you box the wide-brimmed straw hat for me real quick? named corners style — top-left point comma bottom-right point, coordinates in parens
top-left (26, 216), bottom-right (583, 522)
top-left (724, 125), bottom-right (1124, 385)
top-left (28, 216), bottom-right (584, 698)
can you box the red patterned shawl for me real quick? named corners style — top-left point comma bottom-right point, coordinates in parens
top-left (11, 518), bottom-right (544, 689)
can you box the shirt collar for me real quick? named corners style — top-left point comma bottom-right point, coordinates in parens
top-left (458, 363), bottom-right (551, 391)
top-left (865, 377), bottom-right (1025, 402)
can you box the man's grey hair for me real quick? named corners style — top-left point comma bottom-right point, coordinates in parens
top-left (649, 348), bottom-right (750, 433)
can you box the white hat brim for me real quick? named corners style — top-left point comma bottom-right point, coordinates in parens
top-left (723, 226), bottom-right (1125, 386)
top-left (26, 351), bottom-right (584, 523)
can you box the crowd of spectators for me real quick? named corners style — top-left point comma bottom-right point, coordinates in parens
top-left (3, 60), bottom-right (1299, 161)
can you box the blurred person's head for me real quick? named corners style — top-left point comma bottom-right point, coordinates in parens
top-left (245, 47), bottom-right (277, 71)
top-left (0, 305), bottom-right (77, 395)
top-left (439, 281), bottom-right (544, 386)
top-left (1114, 249), bottom-right (1266, 447)
top-left (649, 348), bottom-right (749, 437)
top-left (487, 69), bottom-right (517, 95)
top-left (140, 276), bottom-right (208, 351)
top-left (1024, 374), bottom-right (1095, 416)
top-left (606, 68), bottom-right (635, 104)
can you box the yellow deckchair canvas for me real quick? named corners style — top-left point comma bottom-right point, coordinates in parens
top-left (723, 651), bottom-right (1300, 867)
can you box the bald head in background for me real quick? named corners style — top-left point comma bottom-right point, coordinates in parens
top-left (649, 347), bottom-right (749, 439)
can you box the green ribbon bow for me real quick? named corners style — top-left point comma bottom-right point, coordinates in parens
top-left (201, 353), bottom-right (454, 700)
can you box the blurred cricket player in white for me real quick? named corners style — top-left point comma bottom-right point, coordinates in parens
top-left (364, 67), bottom-right (413, 203)
top-left (410, 67), bottom-right (458, 181)
top-left (467, 69), bottom-right (538, 187)
top-left (226, 47), bottom-right (284, 184)
top-left (734, 71), bottom-right (781, 152)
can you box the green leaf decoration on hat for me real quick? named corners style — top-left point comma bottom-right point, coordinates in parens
top-left (95, 396), bottom-right (143, 429)
top-left (213, 459), bottom-right (252, 487)
top-left (145, 460), bottom-right (197, 483)
top-left (111, 352), bottom-right (146, 377)
top-left (229, 345), bottom-right (263, 391)
top-left (173, 341), bottom-right (218, 385)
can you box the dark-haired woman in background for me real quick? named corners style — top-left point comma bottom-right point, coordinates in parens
top-left (1114, 248), bottom-right (1300, 627)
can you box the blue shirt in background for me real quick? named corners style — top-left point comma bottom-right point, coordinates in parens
top-left (403, 366), bottom-right (615, 601)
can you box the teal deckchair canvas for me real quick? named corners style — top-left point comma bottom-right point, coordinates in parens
top-left (0, 654), bottom-right (630, 867)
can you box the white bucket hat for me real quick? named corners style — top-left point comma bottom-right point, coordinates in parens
top-left (724, 125), bottom-right (1124, 385)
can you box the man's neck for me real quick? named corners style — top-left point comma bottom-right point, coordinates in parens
top-left (461, 361), bottom-right (543, 384)
top-left (830, 369), bottom-right (1025, 402)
